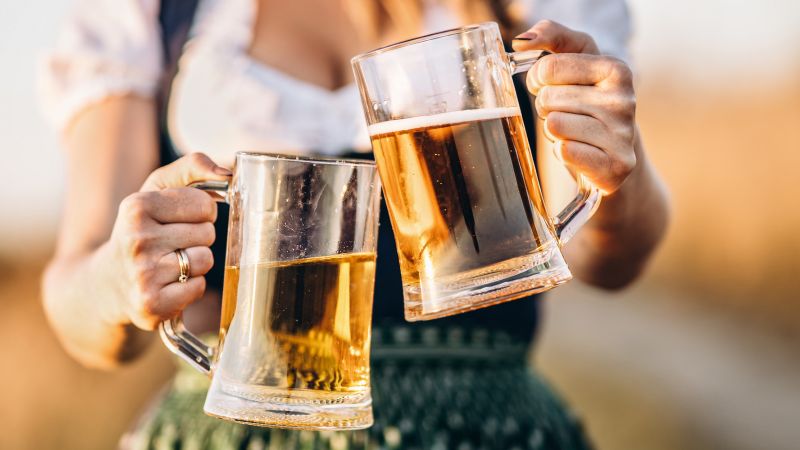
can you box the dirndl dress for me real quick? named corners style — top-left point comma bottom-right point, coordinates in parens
top-left (122, 2), bottom-right (594, 448)
top-left (121, 321), bottom-right (591, 450)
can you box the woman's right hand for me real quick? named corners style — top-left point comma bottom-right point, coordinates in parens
top-left (106, 153), bottom-right (231, 331)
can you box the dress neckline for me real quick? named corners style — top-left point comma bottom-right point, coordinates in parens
top-left (247, 57), bottom-right (358, 99)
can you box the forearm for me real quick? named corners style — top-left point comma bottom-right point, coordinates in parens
top-left (42, 243), bottom-right (151, 369)
top-left (564, 127), bottom-right (670, 289)
top-left (43, 95), bottom-right (159, 368)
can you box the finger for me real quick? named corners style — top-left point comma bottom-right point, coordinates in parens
top-left (151, 276), bottom-right (207, 320)
top-left (536, 85), bottom-right (636, 123)
top-left (154, 246), bottom-right (214, 286)
top-left (545, 111), bottom-right (613, 150)
top-left (141, 152), bottom-right (231, 192)
top-left (557, 140), bottom-right (620, 194)
top-left (526, 54), bottom-right (631, 95)
top-left (138, 187), bottom-right (218, 224)
top-left (152, 222), bottom-right (216, 250)
top-left (512, 20), bottom-right (599, 55)
top-left (536, 85), bottom-right (597, 119)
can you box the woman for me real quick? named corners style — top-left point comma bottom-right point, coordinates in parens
top-left (40, 0), bottom-right (669, 448)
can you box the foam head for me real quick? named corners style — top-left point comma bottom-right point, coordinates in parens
top-left (367, 107), bottom-right (521, 136)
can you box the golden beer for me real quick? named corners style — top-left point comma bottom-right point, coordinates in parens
top-left (216, 252), bottom-right (376, 411)
top-left (354, 22), bottom-right (597, 323)
top-left (370, 108), bottom-right (563, 320)
top-left (160, 152), bottom-right (379, 429)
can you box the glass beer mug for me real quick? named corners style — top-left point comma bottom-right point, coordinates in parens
top-left (352, 22), bottom-right (601, 321)
top-left (159, 152), bottom-right (381, 430)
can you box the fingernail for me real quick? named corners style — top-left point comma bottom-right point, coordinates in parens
top-left (513, 32), bottom-right (537, 41)
top-left (214, 166), bottom-right (232, 176)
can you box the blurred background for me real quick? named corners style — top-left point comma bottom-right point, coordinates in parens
top-left (1, 0), bottom-right (799, 449)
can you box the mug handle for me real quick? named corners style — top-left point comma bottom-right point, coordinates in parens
top-left (509, 50), bottom-right (603, 244)
top-left (158, 180), bottom-right (230, 375)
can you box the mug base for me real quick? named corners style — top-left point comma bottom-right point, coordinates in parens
top-left (403, 247), bottom-right (571, 321)
top-left (204, 385), bottom-right (373, 430)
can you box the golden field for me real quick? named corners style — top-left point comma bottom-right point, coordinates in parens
top-left (641, 79), bottom-right (800, 331)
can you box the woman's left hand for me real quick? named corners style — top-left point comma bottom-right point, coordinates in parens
top-left (512, 20), bottom-right (637, 194)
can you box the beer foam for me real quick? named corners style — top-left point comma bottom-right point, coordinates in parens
top-left (368, 107), bottom-right (521, 136)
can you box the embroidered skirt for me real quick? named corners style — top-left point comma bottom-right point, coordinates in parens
top-left (121, 325), bottom-right (592, 450)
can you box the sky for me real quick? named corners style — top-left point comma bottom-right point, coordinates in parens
top-left (0, 0), bottom-right (799, 254)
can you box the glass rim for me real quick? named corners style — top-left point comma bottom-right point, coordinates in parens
top-left (236, 151), bottom-right (376, 168)
top-left (351, 22), bottom-right (496, 64)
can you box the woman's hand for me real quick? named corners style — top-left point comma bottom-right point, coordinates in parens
top-left (511, 20), bottom-right (669, 289)
top-left (42, 97), bottom-right (237, 368)
top-left (513, 20), bottom-right (637, 194)
top-left (107, 153), bottom-right (230, 330)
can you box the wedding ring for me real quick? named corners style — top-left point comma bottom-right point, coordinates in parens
top-left (175, 249), bottom-right (190, 283)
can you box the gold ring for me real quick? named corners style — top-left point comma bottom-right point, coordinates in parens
top-left (175, 249), bottom-right (190, 283)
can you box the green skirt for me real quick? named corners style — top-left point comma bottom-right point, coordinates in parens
top-left (121, 325), bottom-right (591, 450)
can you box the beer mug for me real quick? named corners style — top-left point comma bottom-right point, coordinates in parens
top-left (159, 152), bottom-right (381, 429)
top-left (352, 22), bottom-right (601, 321)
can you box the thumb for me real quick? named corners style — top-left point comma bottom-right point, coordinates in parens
top-left (141, 153), bottom-right (231, 192)
top-left (512, 20), bottom-right (599, 55)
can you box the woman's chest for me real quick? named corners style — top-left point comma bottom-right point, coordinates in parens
top-left (165, 0), bottom-right (459, 166)
top-left (248, 0), bottom-right (382, 91)
top-left (166, 0), bottom-right (377, 165)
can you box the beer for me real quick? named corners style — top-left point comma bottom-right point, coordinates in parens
top-left (369, 108), bottom-right (562, 319)
top-left (217, 252), bottom-right (376, 402)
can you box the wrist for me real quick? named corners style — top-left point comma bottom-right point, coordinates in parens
top-left (88, 241), bottom-right (154, 363)
top-left (587, 129), bottom-right (647, 226)
top-left (579, 135), bottom-right (668, 255)
top-left (89, 240), bottom-right (133, 328)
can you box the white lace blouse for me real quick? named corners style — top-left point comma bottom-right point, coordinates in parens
top-left (40, 0), bottom-right (631, 166)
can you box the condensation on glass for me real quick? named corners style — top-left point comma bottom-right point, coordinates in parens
top-left (352, 22), bottom-right (601, 321)
top-left (160, 152), bottom-right (381, 430)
